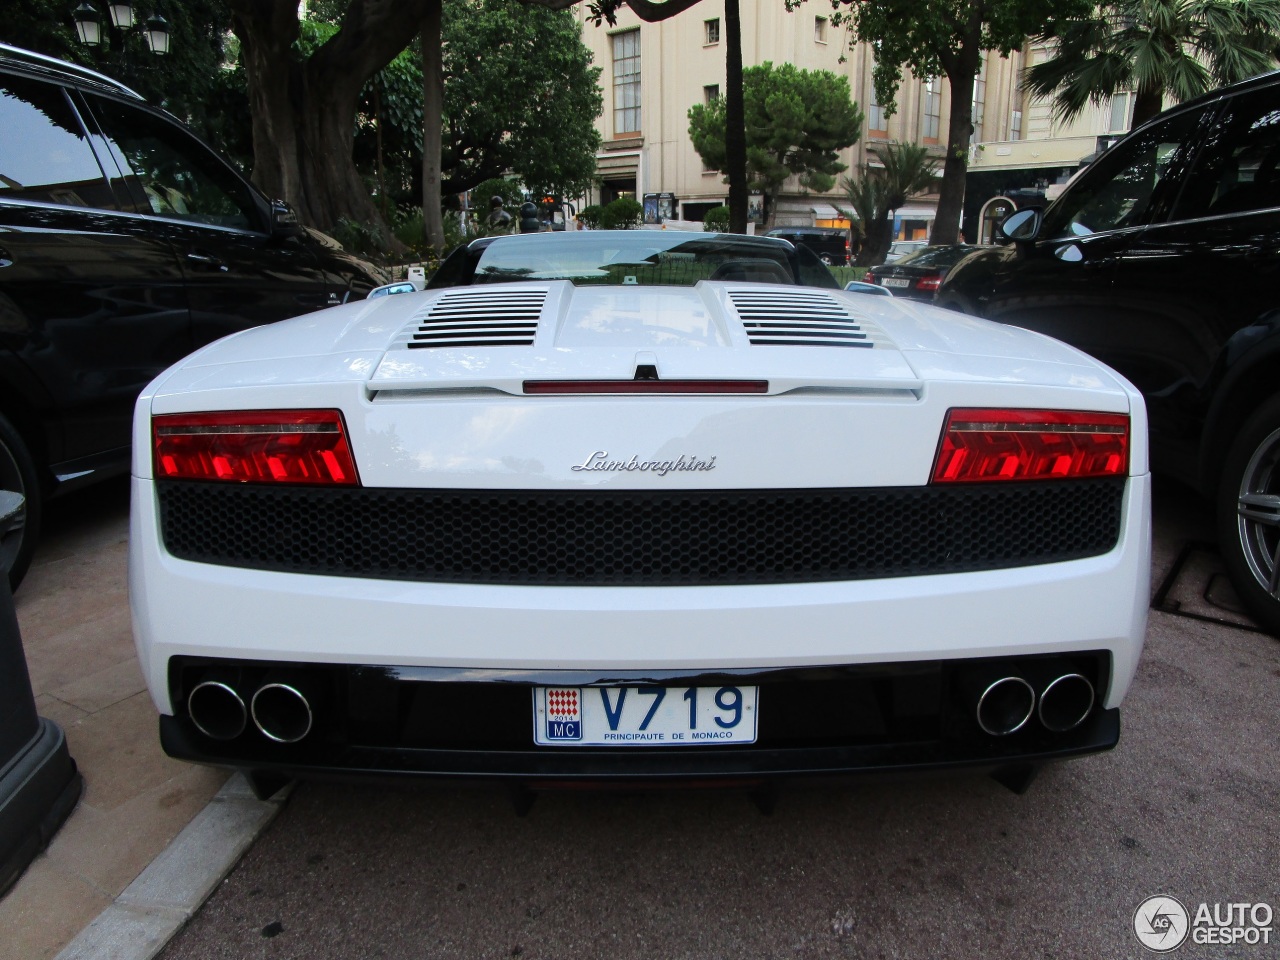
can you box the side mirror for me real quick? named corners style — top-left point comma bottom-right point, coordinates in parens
top-left (270, 199), bottom-right (305, 239)
top-left (998, 208), bottom-right (1043, 245)
top-left (367, 281), bottom-right (419, 299)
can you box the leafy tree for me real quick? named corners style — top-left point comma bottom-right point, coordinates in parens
top-left (226, 0), bottom-right (433, 251)
top-left (828, 0), bottom-right (1091, 246)
top-left (837, 142), bottom-right (939, 265)
top-left (688, 62), bottom-right (863, 227)
top-left (263, 0), bottom-right (600, 252)
top-left (439, 0), bottom-right (602, 200)
top-left (2, 0), bottom-right (248, 166)
top-left (1026, 0), bottom-right (1280, 130)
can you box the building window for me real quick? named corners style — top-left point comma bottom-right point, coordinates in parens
top-left (1010, 76), bottom-right (1023, 140)
top-left (921, 77), bottom-right (941, 141)
top-left (867, 78), bottom-right (886, 135)
top-left (703, 84), bottom-right (719, 105)
top-left (1109, 92), bottom-right (1134, 132)
top-left (612, 30), bottom-right (641, 136)
top-left (814, 16), bottom-right (828, 43)
top-left (971, 56), bottom-right (986, 143)
top-left (704, 18), bottom-right (719, 45)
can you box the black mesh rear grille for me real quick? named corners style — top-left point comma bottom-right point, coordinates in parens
top-left (157, 479), bottom-right (1124, 586)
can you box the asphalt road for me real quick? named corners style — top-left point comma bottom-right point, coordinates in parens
top-left (89, 479), bottom-right (1276, 960)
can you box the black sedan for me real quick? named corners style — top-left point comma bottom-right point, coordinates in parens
top-left (865, 246), bottom-right (977, 302)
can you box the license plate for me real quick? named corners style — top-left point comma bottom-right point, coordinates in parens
top-left (534, 685), bottom-right (758, 746)
top-left (883, 277), bottom-right (911, 287)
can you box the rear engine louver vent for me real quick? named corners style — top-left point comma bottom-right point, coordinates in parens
top-left (407, 289), bottom-right (546, 349)
top-left (728, 290), bottom-right (873, 348)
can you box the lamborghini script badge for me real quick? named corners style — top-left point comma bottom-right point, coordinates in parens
top-left (572, 451), bottom-right (717, 477)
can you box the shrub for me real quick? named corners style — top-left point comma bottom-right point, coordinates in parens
top-left (576, 204), bottom-right (605, 229)
top-left (703, 205), bottom-right (730, 232)
top-left (601, 196), bottom-right (643, 229)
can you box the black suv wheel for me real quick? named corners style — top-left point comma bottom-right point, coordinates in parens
top-left (1217, 396), bottom-right (1280, 634)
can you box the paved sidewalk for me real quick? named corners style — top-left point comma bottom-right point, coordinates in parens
top-left (0, 479), bottom-right (227, 960)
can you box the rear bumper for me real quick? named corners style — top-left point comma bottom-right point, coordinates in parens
top-left (158, 655), bottom-right (1120, 784)
top-left (131, 474), bottom-right (1152, 716)
top-left (158, 710), bottom-right (1119, 784)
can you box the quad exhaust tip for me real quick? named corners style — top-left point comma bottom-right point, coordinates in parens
top-left (250, 682), bottom-right (314, 744)
top-left (1038, 673), bottom-right (1095, 732)
top-left (187, 680), bottom-right (247, 741)
top-left (975, 676), bottom-right (1036, 736)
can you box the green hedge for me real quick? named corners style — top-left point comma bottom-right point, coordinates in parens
top-left (828, 265), bottom-right (868, 285)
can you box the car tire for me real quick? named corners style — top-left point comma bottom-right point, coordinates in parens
top-left (0, 414), bottom-right (40, 591)
top-left (1216, 395), bottom-right (1280, 635)
top-left (935, 294), bottom-right (975, 316)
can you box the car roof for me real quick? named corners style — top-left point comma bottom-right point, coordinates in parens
top-left (1128, 67), bottom-right (1280, 139)
top-left (767, 227), bottom-right (842, 235)
top-left (0, 42), bottom-right (144, 100)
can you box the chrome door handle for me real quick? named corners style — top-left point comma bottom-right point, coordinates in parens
top-left (186, 251), bottom-right (228, 272)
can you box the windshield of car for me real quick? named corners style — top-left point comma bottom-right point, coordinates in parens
top-left (428, 232), bottom-right (837, 289)
top-left (894, 245), bottom-right (974, 268)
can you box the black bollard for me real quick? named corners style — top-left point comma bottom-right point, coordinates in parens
top-left (0, 491), bottom-right (82, 896)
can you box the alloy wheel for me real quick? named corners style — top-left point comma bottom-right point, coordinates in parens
top-left (1236, 425), bottom-right (1280, 600)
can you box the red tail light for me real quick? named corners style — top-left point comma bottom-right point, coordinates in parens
top-left (153, 410), bottom-right (359, 485)
top-left (915, 273), bottom-right (943, 292)
top-left (864, 271), bottom-right (877, 284)
top-left (932, 409), bottom-right (1128, 483)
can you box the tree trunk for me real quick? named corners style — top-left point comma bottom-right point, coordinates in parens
top-left (1131, 84), bottom-right (1163, 130)
top-left (858, 215), bottom-right (893, 266)
top-left (724, 0), bottom-right (748, 234)
top-left (422, 0), bottom-right (446, 252)
top-left (230, 0), bottom-right (304, 207)
top-left (228, 0), bottom-right (427, 254)
top-left (928, 18), bottom-right (982, 246)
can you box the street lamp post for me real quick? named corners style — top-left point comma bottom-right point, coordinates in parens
top-left (72, 1), bottom-right (171, 57)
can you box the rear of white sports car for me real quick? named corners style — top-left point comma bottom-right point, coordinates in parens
top-left (130, 234), bottom-right (1149, 793)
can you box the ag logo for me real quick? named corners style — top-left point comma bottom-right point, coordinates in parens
top-left (1134, 895), bottom-right (1190, 952)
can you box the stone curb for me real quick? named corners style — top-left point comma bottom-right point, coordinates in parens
top-left (53, 774), bottom-right (288, 960)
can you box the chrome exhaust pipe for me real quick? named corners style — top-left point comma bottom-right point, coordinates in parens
top-left (1037, 673), bottom-right (1095, 732)
top-left (975, 676), bottom-right (1035, 736)
top-left (188, 680), bottom-right (247, 740)
top-left (250, 682), bottom-right (314, 743)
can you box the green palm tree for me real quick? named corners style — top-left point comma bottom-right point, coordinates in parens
top-left (838, 142), bottom-right (939, 266)
top-left (1027, 0), bottom-right (1280, 130)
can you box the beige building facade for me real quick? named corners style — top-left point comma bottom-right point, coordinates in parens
top-left (574, 6), bottom-right (1143, 240)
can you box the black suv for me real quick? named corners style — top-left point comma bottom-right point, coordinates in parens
top-left (765, 227), bottom-right (849, 265)
top-left (937, 71), bottom-right (1280, 633)
top-left (0, 45), bottom-right (384, 588)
